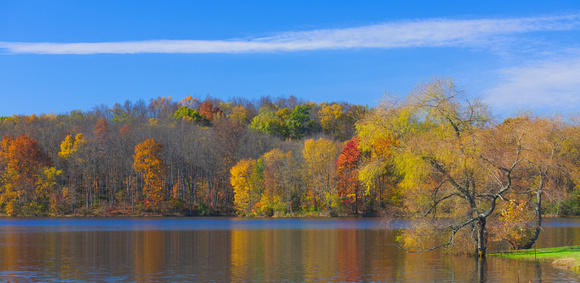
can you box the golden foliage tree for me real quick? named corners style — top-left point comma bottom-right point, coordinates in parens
top-left (358, 78), bottom-right (488, 255)
top-left (133, 138), bottom-right (167, 210)
top-left (319, 103), bottom-right (345, 139)
top-left (58, 133), bottom-right (86, 160)
top-left (303, 138), bottom-right (340, 209)
top-left (231, 158), bottom-right (262, 216)
top-left (489, 200), bottom-right (535, 249)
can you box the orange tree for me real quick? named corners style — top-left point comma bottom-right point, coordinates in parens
top-left (0, 135), bottom-right (51, 215)
top-left (133, 138), bottom-right (167, 210)
top-left (482, 115), bottom-right (575, 250)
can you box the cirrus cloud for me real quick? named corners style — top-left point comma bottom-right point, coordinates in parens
top-left (1, 14), bottom-right (580, 54)
top-left (482, 55), bottom-right (580, 112)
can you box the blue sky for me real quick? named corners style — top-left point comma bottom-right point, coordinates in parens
top-left (1, 1), bottom-right (580, 117)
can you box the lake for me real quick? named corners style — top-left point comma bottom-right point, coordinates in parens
top-left (0, 217), bottom-right (579, 282)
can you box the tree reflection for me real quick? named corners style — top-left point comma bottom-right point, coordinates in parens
top-left (0, 223), bottom-right (573, 281)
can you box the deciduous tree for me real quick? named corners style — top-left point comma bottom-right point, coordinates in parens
top-left (133, 138), bottom-right (167, 210)
top-left (0, 135), bottom-right (50, 215)
top-left (231, 158), bottom-right (262, 216)
top-left (302, 138), bottom-right (340, 209)
top-left (336, 137), bottom-right (362, 213)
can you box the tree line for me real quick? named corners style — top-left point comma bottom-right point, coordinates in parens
top-left (0, 95), bottom-right (371, 217)
top-left (1, 77), bottom-right (580, 256)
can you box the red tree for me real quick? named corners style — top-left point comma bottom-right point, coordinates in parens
top-left (200, 101), bottom-right (224, 123)
top-left (336, 137), bottom-right (362, 213)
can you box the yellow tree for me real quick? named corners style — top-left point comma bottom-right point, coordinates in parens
top-left (319, 103), bottom-right (345, 139)
top-left (356, 107), bottom-right (401, 212)
top-left (359, 77), bottom-right (574, 256)
top-left (133, 138), bottom-right (167, 210)
top-left (230, 158), bottom-right (262, 216)
top-left (228, 105), bottom-right (251, 124)
top-left (58, 133), bottom-right (86, 159)
top-left (302, 138), bottom-right (340, 210)
top-left (58, 133), bottom-right (86, 213)
top-left (358, 77), bottom-right (491, 255)
top-left (391, 78), bottom-right (494, 256)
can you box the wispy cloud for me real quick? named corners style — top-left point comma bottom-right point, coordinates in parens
top-left (482, 54), bottom-right (580, 112)
top-left (1, 14), bottom-right (580, 54)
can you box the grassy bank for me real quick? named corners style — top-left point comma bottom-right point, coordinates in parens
top-left (492, 246), bottom-right (580, 271)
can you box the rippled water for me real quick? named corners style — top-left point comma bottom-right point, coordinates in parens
top-left (0, 217), bottom-right (579, 282)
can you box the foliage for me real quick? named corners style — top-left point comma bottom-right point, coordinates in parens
top-left (35, 167), bottom-right (62, 215)
top-left (250, 108), bottom-right (288, 138)
top-left (231, 158), bottom-right (262, 216)
top-left (58, 133), bottom-right (86, 160)
top-left (0, 135), bottom-right (51, 215)
top-left (0, 85), bottom-right (576, 228)
top-left (359, 77), bottom-right (575, 257)
top-left (199, 100), bottom-right (224, 123)
top-left (110, 103), bottom-right (130, 123)
top-left (174, 106), bottom-right (209, 125)
top-left (195, 202), bottom-right (212, 216)
top-left (133, 138), bottom-right (167, 210)
top-left (303, 138), bottom-right (340, 209)
top-left (489, 200), bottom-right (535, 250)
top-left (286, 105), bottom-right (312, 140)
top-left (336, 137), bottom-right (362, 213)
top-left (559, 194), bottom-right (580, 216)
top-left (319, 103), bottom-right (346, 139)
top-left (228, 105), bottom-right (251, 124)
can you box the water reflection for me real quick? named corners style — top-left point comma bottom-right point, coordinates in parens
top-left (0, 219), bottom-right (579, 281)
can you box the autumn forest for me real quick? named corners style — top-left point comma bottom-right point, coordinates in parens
top-left (3, 77), bottom-right (580, 254)
top-left (0, 87), bottom-right (371, 217)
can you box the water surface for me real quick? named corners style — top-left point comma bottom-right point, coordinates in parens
top-left (0, 217), bottom-right (579, 282)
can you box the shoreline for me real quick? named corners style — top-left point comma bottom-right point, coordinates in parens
top-left (491, 246), bottom-right (580, 272)
top-left (0, 211), bottom-right (373, 218)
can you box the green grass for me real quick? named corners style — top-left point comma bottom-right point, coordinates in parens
top-left (491, 246), bottom-right (580, 271)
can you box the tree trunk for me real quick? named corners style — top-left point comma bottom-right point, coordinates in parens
top-left (522, 189), bottom-right (543, 249)
top-left (477, 217), bottom-right (486, 257)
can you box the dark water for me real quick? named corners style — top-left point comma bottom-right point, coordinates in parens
top-left (0, 218), bottom-right (579, 282)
